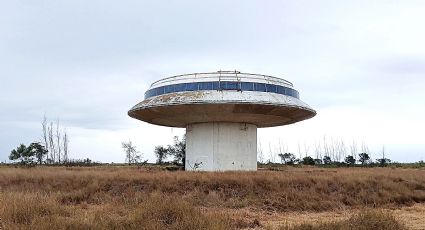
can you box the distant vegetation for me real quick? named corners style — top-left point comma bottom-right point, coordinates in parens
top-left (153, 135), bottom-right (186, 167)
top-left (4, 115), bottom-right (423, 169)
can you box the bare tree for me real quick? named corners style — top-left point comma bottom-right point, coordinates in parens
top-left (314, 142), bottom-right (322, 160)
top-left (268, 143), bottom-right (276, 163)
top-left (334, 138), bottom-right (347, 162)
top-left (257, 141), bottom-right (265, 164)
top-left (42, 116), bottom-right (71, 164)
top-left (322, 136), bottom-right (330, 161)
top-left (62, 129), bottom-right (69, 163)
top-left (48, 122), bottom-right (56, 163)
top-left (297, 141), bottom-right (302, 160)
top-left (41, 115), bottom-right (50, 162)
top-left (350, 140), bottom-right (358, 162)
top-left (303, 142), bottom-right (310, 158)
top-left (329, 137), bottom-right (336, 162)
top-left (56, 119), bottom-right (62, 164)
top-left (276, 139), bottom-right (288, 158)
top-left (361, 142), bottom-right (371, 159)
top-left (122, 141), bottom-right (141, 165)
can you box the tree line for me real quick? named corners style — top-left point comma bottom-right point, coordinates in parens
top-left (8, 116), bottom-right (75, 166)
top-left (271, 152), bottom-right (392, 167)
top-left (257, 137), bottom-right (404, 167)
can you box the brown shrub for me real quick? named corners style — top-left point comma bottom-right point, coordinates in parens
top-left (280, 210), bottom-right (407, 230)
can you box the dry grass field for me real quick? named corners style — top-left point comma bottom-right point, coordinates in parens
top-left (0, 166), bottom-right (424, 229)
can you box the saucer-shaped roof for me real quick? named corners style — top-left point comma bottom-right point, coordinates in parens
top-left (128, 71), bottom-right (316, 128)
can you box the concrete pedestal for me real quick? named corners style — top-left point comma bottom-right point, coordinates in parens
top-left (185, 122), bottom-right (257, 171)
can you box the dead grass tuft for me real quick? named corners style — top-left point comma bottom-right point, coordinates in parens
top-left (279, 210), bottom-right (407, 230)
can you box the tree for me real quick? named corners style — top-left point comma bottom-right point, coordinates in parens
top-left (9, 144), bottom-right (35, 165)
top-left (344, 155), bottom-right (356, 166)
top-left (376, 145), bottom-right (390, 167)
top-left (257, 141), bottom-right (265, 164)
top-left (301, 156), bottom-right (315, 165)
top-left (376, 158), bottom-right (391, 167)
top-left (278, 153), bottom-right (296, 165)
top-left (314, 158), bottom-right (323, 165)
top-left (42, 115), bottom-right (50, 162)
top-left (29, 142), bottom-right (48, 164)
top-left (42, 116), bottom-right (70, 164)
top-left (168, 135), bottom-right (186, 167)
top-left (359, 153), bottom-right (370, 165)
top-left (154, 146), bottom-right (168, 164)
top-left (323, 156), bottom-right (332, 165)
top-left (62, 130), bottom-right (69, 163)
top-left (122, 141), bottom-right (141, 165)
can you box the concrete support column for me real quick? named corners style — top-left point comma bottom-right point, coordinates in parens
top-left (185, 122), bottom-right (257, 171)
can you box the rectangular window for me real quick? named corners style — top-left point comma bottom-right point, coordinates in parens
top-left (186, 83), bottom-right (197, 91)
top-left (241, 82), bottom-right (254, 91)
top-left (277, 86), bottom-right (284, 94)
top-left (164, 85), bottom-right (172, 93)
top-left (213, 82), bottom-right (220, 90)
top-left (266, 84), bottom-right (277, 93)
top-left (225, 81), bottom-right (238, 90)
top-left (255, 83), bottom-right (266, 92)
top-left (174, 84), bottom-right (185, 92)
top-left (199, 82), bottom-right (213, 90)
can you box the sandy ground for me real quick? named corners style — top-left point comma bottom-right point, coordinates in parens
top-left (216, 203), bottom-right (425, 229)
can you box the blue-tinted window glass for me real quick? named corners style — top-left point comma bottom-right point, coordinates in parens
top-left (174, 84), bottom-right (184, 92)
top-left (186, 83), bottom-right (197, 91)
top-left (167, 86), bottom-right (172, 93)
top-left (212, 82), bottom-right (220, 90)
top-left (225, 81), bottom-right (238, 90)
top-left (277, 86), bottom-right (283, 94)
top-left (198, 82), bottom-right (205, 90)
top-left (241, 82), bottom-right (254, 91)
top-left (266, 84), bottom-right (277, 93)
top-left (255, 83), bottom-right (266, 92)
top-left (200, 82), bottom-right (213, 90)
top-left (144, 81), bottom-right (299, 99)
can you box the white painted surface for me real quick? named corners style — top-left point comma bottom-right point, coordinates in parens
top-left (185, 122), bottom-right (257, 171)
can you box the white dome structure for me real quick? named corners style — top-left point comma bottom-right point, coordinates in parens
top-left (129, 71), bottom-right (316, 171)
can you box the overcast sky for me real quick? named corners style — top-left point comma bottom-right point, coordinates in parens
top-left (1, 0), bottom-right (424, 163)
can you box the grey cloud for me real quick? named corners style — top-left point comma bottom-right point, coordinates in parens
top-left (1, 0), bottom-right (425, 162)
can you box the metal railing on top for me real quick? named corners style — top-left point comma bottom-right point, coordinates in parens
top-left (150, 71), bottom-right (293, 88)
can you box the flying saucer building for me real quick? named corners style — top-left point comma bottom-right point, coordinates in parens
top-left (129, 71), bottom-right (316, 171)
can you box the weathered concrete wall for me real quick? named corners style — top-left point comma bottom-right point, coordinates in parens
top-left (185, 122), bottom-right (257, 171)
